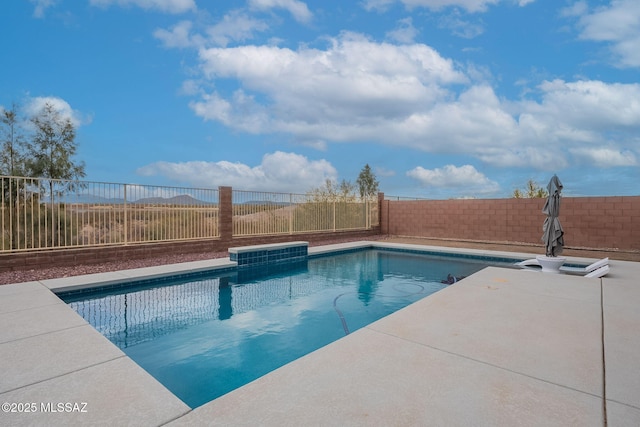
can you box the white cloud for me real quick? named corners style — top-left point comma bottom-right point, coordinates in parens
top-left (475, 146), bottom-right (569, 170)
top-left (136, 151), bottom-right (338, 192)
top-left (294, 139), bottom-right (328, 150)
top-left (154, 12), bottom-right (269, 49)
top-left (361, 0), bottom-right (395, 12)
top-left (407, 164), bottom-right (500, 194)
top-left (574, 0), bottom-right (640, 68)
top-left (362, 0), bottom-right (526, 14)
top-left (560, 1), bottom-right (588, 18)
top-left (189, 90), bottom-right (269, 133)
top-left (375, 167), bottom-right (396, 177)
top-left (25, 96), bottom-right (91, 128)
top-left (205, 10), bottom-right (270, 47)
top-left (185, 30), bottom-right (640, 171)
top-left (248, 0), bottom-right (313, 23)
top-left (90, 0), bottom-right (196, 14)
top-left (479, 78), bottom-right (640, 169)
top-left (29, 0), bottom-right (57, 18)
top-left (438, 10), bottom-right (485, 38)
top-left (179, 79), bottom-right (201, 96)
top-left (523, 79), bottom-right (640, 131)
top-left (570, 147), bottom-right (637, 167)
top-left (397, 85), bottom-right (520, 155)
top-left (192, 32), bottom-right (467, 134)
top-left (154, 20), bottom-right (201, 48)
top-left (386, 17), bottom-right (419, 44)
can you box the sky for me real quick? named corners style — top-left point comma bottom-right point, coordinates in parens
top-left (1, 0), bottom-right (639, 199)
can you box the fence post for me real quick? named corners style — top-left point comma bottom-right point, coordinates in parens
top-left (123, 184), bottom-right (128, 245)
top-left (333, 200), bottom-right (336, 232)
top-left (366, 198), bottom-right (370, 229)
top-left (289, 193), bottom-right (293, 235)
top-left (219, 186), bottom-right (233, 242)
top-left (378, 192), bottom-right (385, 234)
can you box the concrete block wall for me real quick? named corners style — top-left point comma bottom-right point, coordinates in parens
top-left (382, 196), bottom-right (640, 251)
top-left (565, 196), bottom-right (640, 250)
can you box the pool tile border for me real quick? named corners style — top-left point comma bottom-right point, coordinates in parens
top-left (54, 241), bottom-right (535, 299)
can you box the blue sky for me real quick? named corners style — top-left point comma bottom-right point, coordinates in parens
top-left (1, 0), bottom-right (639, 198)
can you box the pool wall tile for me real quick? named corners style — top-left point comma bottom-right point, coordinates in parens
top-left (229, 242), bottom-right (309, 268)
top-left (57, 243), bottom-right (540, 301)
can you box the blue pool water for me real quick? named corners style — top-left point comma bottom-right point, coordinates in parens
top-left (60, 248), bottom-right (517, 408)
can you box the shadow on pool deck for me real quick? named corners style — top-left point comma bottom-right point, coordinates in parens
top-left (1, 240), bottom-right (639, 426)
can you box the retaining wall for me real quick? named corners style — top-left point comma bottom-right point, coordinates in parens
top-left (0, 229), bottom-right (379, 273)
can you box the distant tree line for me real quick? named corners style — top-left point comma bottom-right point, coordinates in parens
top-left (299, 164), bottom-right (379, 231)
top-left (307, 164), bottom-right (379, 201)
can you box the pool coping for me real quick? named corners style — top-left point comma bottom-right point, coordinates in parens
top-left (1, 241), bottom-right (639, 425)
top-left (43, 240), bottom-right (548, 295)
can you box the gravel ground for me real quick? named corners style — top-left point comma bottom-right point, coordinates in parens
top-left (0, 250), bottom-right (230, 286)
top-left (0, 236), bottom-right (385, 285)
top-left (2, 235), bottom-right (637, 286)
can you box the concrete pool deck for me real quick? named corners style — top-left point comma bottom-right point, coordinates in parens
top-left (1, 241), bottom-right (638, 426)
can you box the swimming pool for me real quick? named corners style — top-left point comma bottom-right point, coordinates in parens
top-left (59, 248), bottom-right (519, 408)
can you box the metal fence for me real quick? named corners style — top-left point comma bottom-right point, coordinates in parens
top-left (232, 190), bottom-right (378, 237)
top-left (384, 195), bottom-right (430, 201)
top-left (0, 176), bottom-right (379, 253)
top-left (0, 176), bottom-right (220, 252)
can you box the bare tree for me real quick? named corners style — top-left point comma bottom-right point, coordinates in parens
top-left (1, 103), bottom-right (27, 176)
top-left (26, 101), bottom-right (85, 183)
top-left (1, 103), bottom-right (28, 249)
top-left (512, 179), bottom-right (548, 198)
top-left (308, 178), bottom-right (357, 202)
top-left (25, 102), bottom-right (86, 247)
